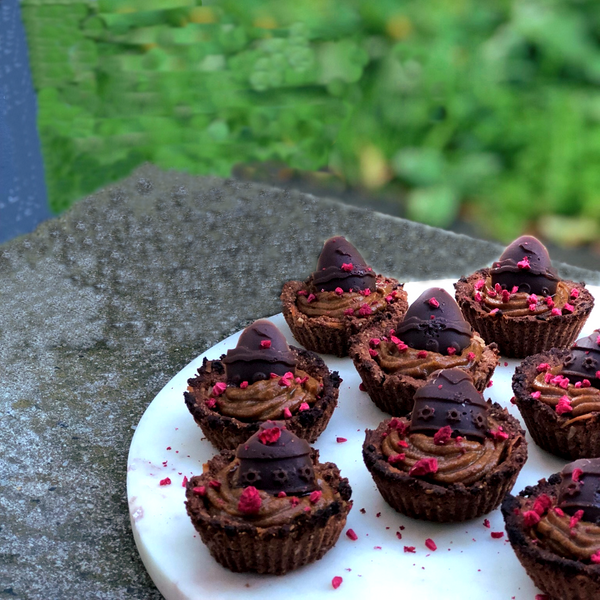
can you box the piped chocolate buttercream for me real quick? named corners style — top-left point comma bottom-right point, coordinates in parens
top-left (311, 236), bottom-right (376, 293)
top-left (560, 330), bottom-right (600, 389)
top-left (410, 369), bottom-right (489, 441)
top-left (490, 235), bottom-right (559, 296)
top-left (395, 288), bottom-right (472, 355)
top-left (222, 320), bottom-right (296, 385)
top-left (558, 458), bottom-right (600, 524)
top-left (234, 422), bottom-right (318, 496)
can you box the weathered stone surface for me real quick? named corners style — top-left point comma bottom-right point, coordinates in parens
top-left (1, 164), bottom-right (598, 599)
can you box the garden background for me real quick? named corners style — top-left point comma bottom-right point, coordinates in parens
top-left (18, 0), bottom-right (600, 259)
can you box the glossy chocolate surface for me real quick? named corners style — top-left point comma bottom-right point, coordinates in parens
top-left (311, 236), bottom-right (376, 292)
top-left (490, 235), bottom-right (559, 296)
top-left (558, 458), bottom-right (600, 524)
top-left (222, 319), bottom-right (296, 385)
top-left (561, 331), bottom-right (600, 389)
top-left (410, 369), bottom-right (489, 441)
top-left (234, 422), bottom-right (318, 495)
top-left (396, 288), bottom-right (472, 355)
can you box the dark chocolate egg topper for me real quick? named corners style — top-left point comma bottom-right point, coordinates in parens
top-left (558, 458), bottom-right (600, 524)
top-left (561, 330), bottom-right (600, 389)
top-left (395, 287), bottom-right (472, 355)
top-left (311, 236), bottom-right (376, 293)
top-left (234, 422), bottom-right (318, 496)
top-left (490, 235), bottom-right (559, 296)
top-left (410, 369), bottom-right (489, 442)
top-left (222, 319), bottom-right (296, 385)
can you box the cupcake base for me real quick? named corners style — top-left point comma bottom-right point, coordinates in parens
top-left (512, 348), bottom-right (600, 459)
top-left (280, 276), bottom-right (408, 357)
top-left (455, 269), bottom-right (594, 358)
top-left (185, 452), bottom-right (352, 575)
top-left (502, 476), bottom-right (600, 600)
top-left (363, 405), bottom-right (527, 522)
top-left (185, 347), bottom-right (340, 450)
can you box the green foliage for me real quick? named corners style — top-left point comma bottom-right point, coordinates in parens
top-left (21, 0), bottom-right (600, 244)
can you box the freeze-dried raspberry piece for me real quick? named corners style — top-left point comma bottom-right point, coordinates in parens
top-left (238, 486), bottom-right (262, 514)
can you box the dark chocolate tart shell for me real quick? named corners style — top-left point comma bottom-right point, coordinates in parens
top-left (455, 269), bottom-right (593, 358)
top-left (185, 451), bottom-right (352, 575)
top-left (502, 476), bottom-right (600, 600)
top-left (349, 327), bottom-right (498, 416)
top-left (512, 349), bottom-right (600, 459)
top-left (280, 276), bottom-right (408, 357)
top-left (185, 346), bottom-right (340, 450)
top-left (363, 405), bottom-right (527, 522)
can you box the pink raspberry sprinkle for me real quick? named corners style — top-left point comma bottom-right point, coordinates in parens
top-left (417, 350), bottom-right (428, 358)
top-left (205, 398), bottom-right (216, 409)
top-left (390, 335), bottom-right (401, 345)
top-left (501, 289), bottom-right (511, 303)
top-left (487, 288), bottom-right (497, 297)
top-left (428, 297), bottom-right (440, 308)
top-left (528, 304), bottom-right (536, 312)
top-left (212, 382), bottom-right (227, 397)
top-left (591, 550), bottom-right (600, 564)
top-left (270, 372), bottom-right (279, 379)
top-left (575, 381), bottom-right (582, 389)
top-left (283, 407), bottom-right (292, 419)
top-left (447, 347), bottom-right (457, 355)
top-left (494, 283), bottom-right (502, 293)
top-left (511, 286), bottom-right (519, 294)
top-left (396, 341), bottom-right (408, 352)
top-left (309, 490), bottom-right (322, 504)
top-left (487, 380), bottom-right (494, 388)
top-left (307, 293), bottom-right (316, 303)
top-left (467, 352), bottom-right (476, 361)
top-left (491, 531), bottom-right (504, 539)
top-left (240, 381), bottom-right (249, 389)
top-left (563, 303), bottom-right (574, 313)
top-left (544, 372), bottom-right (554, 384)
top-left (368, 349), bottom-right (378, 358)
top-left (238, 486), bottom-right (262, 514)
top-left (346, 529), bottom-right (358, 541)
top-left (343, 308), bottom-right (354, 316)
top-left (279, 377), bottom-right (292, 387)
top-left (387, 453), bottom-right (406, 465)
top-left (409, 457), bottom-right (438, 477)
top-left (192, 486), bottom-right (206, 496)
top-left (517, 256), bottom-right (530, 270)
top-left (358, 304), bottom-right (373, 316)
top-left (536, 363), bottom-right (550, 372)
top-left (474, 291), bottom-right (483, 302)
top-left (385, 294), bottom-right (394, 303)
top-left (553, 507), bottom-right (565, 517)
top-left (570, 288), bottom-right (579, 299)
top-left (572, 468), bottom-right (583, 483)
top-left (332, 576), bottom-right (343, 590)
top-left (535, 595), bottom-right (550, 600)
top-left (159, 477), bottom-right (171, 486)
top-left (336, 437), bottom-right (347, 443)
top-left (404, 546), bottom-right (416, 553)
top-left (425, 538), bottom-right (437, 551)
top-left (556, 396), bottom-right (573, 415)
top-left (490, 427), bottom-right (509, 441)
top-left (359, 382), bottom-right (366, 392)
top-left (489, 308), bottom-right (499, 316)
top-left (597, 335), bottom-right (600, 346)
top-left (260, 340), bottom-right (271, 349)
top-left (433, 425), bottom-right (453, 446)
top-left (361, 288), bottom-right (372, 296)
top-left (523, 510), bottom-right (541, 527)
top-left (582, 379), bottom-right (592, 388)
top-left (533, 494), bottom-right (552, 515)
top-left (299, 402), bottom-right (310, 411)
top-left (483, 519), bottom-right (490, 528)
top-left (259, 427), bottom-right (281, 445)
top-left (341, 263), bottom-right (353, 272)
top-left (335, 287), bottom-right (344, 296)
top-left (277, 491), bottom-right (287, 498)
top-left (181, 476), bottom-right (188, 488)
top-left (475, 279), bottom-right (485, 290)
top-left (297, 290), bottom-right (308, 296)
top-left (531, 391), bottom-right (541, 399)
top-left (551, 307), bottom-right (561, 316)
top-left (528, 294), bottom-right (538, 304)
top-left (570, 510), bottom-right (584, 529)
top-left (369, 338), bottom-right (381, 348)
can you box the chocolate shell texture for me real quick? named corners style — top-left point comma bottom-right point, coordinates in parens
top-left (561, 331), bottom-right (600, 389)
top-left (558, 458), bottom-right (600, 524)
top-left (410, 369), bottom-right (489, 441)
top-left (395, 287), bottom-right (472, 355)
top-left (490, 235), bottom-right (559, 296)
top-left (222, 319), bottom-right (296, 385)
top-left (234, 422), bottom-right (318, 496)
top-left (311, 236), bottom-right (376, 293)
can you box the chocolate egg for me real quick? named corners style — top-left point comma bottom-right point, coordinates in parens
top-left (410, 369), bottom-right (489, 442)
top-left (311, 236), bottom-right (376, 293)
top-left (234, 422), bottom-right (318, 496)
top-left (558, 458), bottom-right (600, 524)
top-left (222, 319), bottom-right (296, 385)
top-left (560, 331), bottom-right (600, 389)
top-left (395, 288), bottom-right (472, 355)
top-left (490, 235), bottom-right (559, 296)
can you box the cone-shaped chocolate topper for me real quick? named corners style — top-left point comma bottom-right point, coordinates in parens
top-left (558, 458), bottom-right (600, 524)
top-left (561, 331), bottom-right (600, 389)
top-left (410, 369), bottom-right (489, 441)
top-left (222, 320), bottom-right (296, 385)
top-left (395, 288), bottom-right (472, 355)
top-left (490, 235), bottom-right (559, 296)
top-left (234, 422), bottom-right (318, 496)
top-left (311, 236), bottom-right (376, 293)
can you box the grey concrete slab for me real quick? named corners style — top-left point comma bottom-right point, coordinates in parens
top-left (1, 164), bottom-right (598, 599)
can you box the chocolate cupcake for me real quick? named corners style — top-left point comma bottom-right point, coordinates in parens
top-left (363, 369), bottom-right (527, 522)
top-left (185, 422), bottom-right (352, 575)
top-left (185, 319), bottom-right (340, 450)
top-left (281, 236), bottom-right (408, 357)
top-left (512, 330), bottom-right (600, 459)
top-left (503, 459), bottom-right (600, 600)
top-left (350, 287), bottom-right (498, 415)
top-left (455, 235), bottom-right (594, 358)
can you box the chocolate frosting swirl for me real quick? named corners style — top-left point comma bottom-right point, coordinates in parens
top-left (410, 369), bottom-right (489, 441)
top-left (311, 236), bottom-right (376, 292)
top-left (223, 320), bottom-right (296, 385)
top-left (490, 235), bottom-right (559, 296)
top-left (218, 369), bottom-right (321, 422)
top-left (395, 288), bottom-right (472, 355)
top-left (561, 331), bottom-right (600, 389)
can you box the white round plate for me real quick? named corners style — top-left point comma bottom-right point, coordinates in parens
top-left (127, 279), bottom-right (600, 600)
